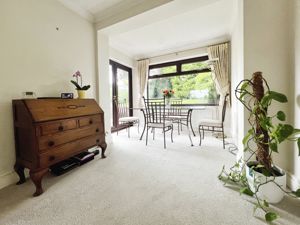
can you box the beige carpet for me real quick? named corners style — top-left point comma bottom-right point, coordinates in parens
top-left (0, 130), bottom-right (299, 225)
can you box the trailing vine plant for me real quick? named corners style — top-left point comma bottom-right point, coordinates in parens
top-left (219, 71), bottom-right (300, 222)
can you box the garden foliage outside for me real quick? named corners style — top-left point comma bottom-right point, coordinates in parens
top-left (148, 62), bottom-right (219, 104)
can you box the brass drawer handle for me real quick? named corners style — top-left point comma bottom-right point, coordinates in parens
top-left (49, 156), bottom-right (55, 161)
top-left (58, 126), bottom-right (64, 131)
top-left (48, 141), bottom-right (55, 147)
top-left (96, 128), bottom-right (99, 133)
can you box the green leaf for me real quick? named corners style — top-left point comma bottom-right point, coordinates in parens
top-left (268, 91), bottom-right (288, 103)
top-left (241, 82), bottom-right (249, 90)
top-left (81, 85), bottom-right (91, 90)
top-left (260, 95), bottom-right (270, 107)
top-left (276, 111), bottom-right (286, 121)
top-left (261, 168), bottom-right (272, 177)
top-left (276, 124), bottom-right (294, 143)
top-left (265, 212), bottom-right (279, 222)
top-left (255, 164), bottom-right (265, 169)
top-left (292, 188), bottom-right (300, 197)
top-left (263, 200), bottom-right (269, 208)
top-left (240, 187), bottom-right (254, 196)
top-left (297, 138), bottom-right (300, 156)
top-left (269, 142), bottom-right (278, 153)
top-left (259, 119), bottom-right (268, 130)
top-left (71, 80), bottom-right (81, 90)
top-left (243, 129), bottom-right (254, 145)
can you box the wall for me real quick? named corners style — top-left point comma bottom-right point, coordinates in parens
top-left (243, 0), bottom-right (299, 189)
top-left (0, 0), bottom-right (96, 189)
top-left (230, 0), bottom-right (244, 156)
top-left (292, 0), bottom-right (300, 190)
top-left (97, 32), bottom-right (111, 142)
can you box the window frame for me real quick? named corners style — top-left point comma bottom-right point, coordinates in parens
top-left (110, 59), bottom-right (133, 133)
top-left (147, 56), bottom-right (219, 106)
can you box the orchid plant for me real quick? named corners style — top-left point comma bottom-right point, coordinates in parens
top-left (70, 71), bottom-right (90, 90)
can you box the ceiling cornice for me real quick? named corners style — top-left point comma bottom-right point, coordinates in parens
top-left (57, 0), bottom-right (95, 22)
top-left (95, 0), bottom-right (174, 30)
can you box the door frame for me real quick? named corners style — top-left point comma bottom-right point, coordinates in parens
top-left (110, 60), bottom-right (133, 132)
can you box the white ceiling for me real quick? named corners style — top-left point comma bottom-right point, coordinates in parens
top-left (101, 0), bottom-right (236, 59)
top-left (73, 0), bottom-right (125, 14)
top-left (58, 0), bottom-right (173, 24)
top-left (58, 0), bottom-right (236, 60)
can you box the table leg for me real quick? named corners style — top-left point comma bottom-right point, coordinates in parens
top-left (139, 109), bottom-right (146, 140)
top-left (187, 109), bottom-right (194, 146)
top-left (189, 109), bottom-right (196, 136)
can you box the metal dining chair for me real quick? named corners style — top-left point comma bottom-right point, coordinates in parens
top-left (198, 93), bottom-right (229, 149)
top-left (143, 97), bottom-right (173, 149)
top-left (115, 98), bottom-right (139, 138)
top-left (165, 99), bottom-right (184, 134)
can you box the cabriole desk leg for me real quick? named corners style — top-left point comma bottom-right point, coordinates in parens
top-left (14, 163), bottom-right (26, 185)
top-left (30, 168), bottom-right (48, 197)
top-left (100, 142), bottom-right (107, 158)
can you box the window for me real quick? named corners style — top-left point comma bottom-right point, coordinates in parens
top-left (148, 56), bottom-right (219, 105)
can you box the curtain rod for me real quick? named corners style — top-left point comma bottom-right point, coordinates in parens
top-left (137, 41), bottom-right (230, 61)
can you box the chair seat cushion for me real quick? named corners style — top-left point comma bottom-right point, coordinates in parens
top-left (148, 121), bottom-right (172, 128)
top-left (167, 115), bottom-right (186, 119)
top-left (199, 119), bottom-right (222, 127)
top-left (119, 117), bottom-right (139, 122)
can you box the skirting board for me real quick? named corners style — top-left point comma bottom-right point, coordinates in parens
top-left (1, 163), bottom-right (299, 192)
top-left (287, 171), bottom-right (300, 191)
top-left (0, 171), bottom-right (18, 190)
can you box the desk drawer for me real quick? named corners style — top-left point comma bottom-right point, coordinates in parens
top-left (38, 124), bottom-right (103, 151)
top-left (39, 134), bottom-right (103, 167)
top-left (79, 115), bottom-right (102, 127)
top-left (40, 119), bottom-right (77, 136)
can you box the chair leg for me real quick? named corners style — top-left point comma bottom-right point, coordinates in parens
top-left (222, 128), bottom-right (225, 149)
top-left (128, 124), bottom-right (130, 138)
top-left (199, 125), bottom-right (202, 146)
top-left (146, 126), bottom-right (149, 146)
top-left (177, 121), bottom-right (180, 135)
top-left (153, 128), bottom-right (155, 140)
top-left (163, 127), bottom-right (166, 149)
top-left (171, 125), bottom-right (174, 143)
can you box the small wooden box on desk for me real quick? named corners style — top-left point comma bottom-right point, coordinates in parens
top-left (12, 99), bottom-right (107, 196)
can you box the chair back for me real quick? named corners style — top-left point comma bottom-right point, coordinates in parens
top-left (168, 98), bottom-right (183, 116)
top-left (143, 97), bottom-right (166, 124)
top-left (221, 94), bottom-right (229, 123)
top-left (116, 99), bottom-right (129, 118)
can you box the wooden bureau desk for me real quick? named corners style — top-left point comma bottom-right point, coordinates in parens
top-left (12, 99), bottom-right (107, 196)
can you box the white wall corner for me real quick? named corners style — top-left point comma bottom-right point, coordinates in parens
top-left (0, 171), bottom-right (18, 190)
top-left (287, 171), bottom-right (300, 191)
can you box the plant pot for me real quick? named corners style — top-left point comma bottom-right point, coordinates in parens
top-left (246, 161), bottom-right (286, 203)
top-left (77, 90), bottom-right (86, 99)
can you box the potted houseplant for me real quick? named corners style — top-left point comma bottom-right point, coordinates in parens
top-left (71, 70), bottom-right (91, 99)
top-left (219, 71), bottom-right (300, 222)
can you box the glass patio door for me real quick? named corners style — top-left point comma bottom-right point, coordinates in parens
top-left (109, 60), bottom-right (133, 132)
